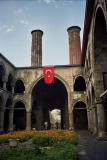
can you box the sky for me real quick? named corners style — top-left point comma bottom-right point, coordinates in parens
top-left (0, 0), bottom-right (86, 67)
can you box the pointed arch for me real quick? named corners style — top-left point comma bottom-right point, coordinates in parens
top-left (74, 76), bottom-right (86, 91)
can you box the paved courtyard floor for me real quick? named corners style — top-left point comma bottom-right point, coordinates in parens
top-left (77, 131), bottom-right (107, 160)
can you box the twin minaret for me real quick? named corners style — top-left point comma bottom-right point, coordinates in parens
top-left (31, 26), bottom-right (81, 66)
top-left (31, 30), bottom-right (43, 67)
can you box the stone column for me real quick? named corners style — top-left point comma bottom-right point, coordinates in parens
top-left (65, 98), bottom-right (69, 129)
top-left (12, 86), bottom-right (14, 94)
top-left (89, 108), bottom-right (93, 133)
top-left (26, 111), bottom-right (31, 130)
top-left (87, 109), bottom-right (90, 131)
top-left (0, 108), bottom-right (5, 133)
top-left (68, 91), bottom-right (74, 130)
top-left (92, 105), bottom-right (98, 135)
top-left (2, 77), bottom-right (7, 90)
top-left (8, 108), bottom-right (14, 132)
top-left (96, 97), bottom-right (105, 138)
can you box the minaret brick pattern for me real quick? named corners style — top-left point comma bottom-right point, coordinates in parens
top-left (67, 26), bottom-right (81, 65)
top-left (31, 30), bottom-right (43, 67)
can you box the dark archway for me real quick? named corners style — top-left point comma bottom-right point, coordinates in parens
top-left (31, 77), bottom-right (68, 130)
top-left (14, 80), bottom-right (25, 94)
top-left (73, 101), bottom-right (88, 130)
top-left (94, 8), bottom-right (107, 91)
top-left (4, 98), bottom-right (12, 132)
top-left (13, 101), bottom-right (26, 131)
top-left (74, 76), bottom-right (86, 91)
top-left (0, 65), bottom-right (5, 89)
top-left (6, 74), bottom-right (13, 92)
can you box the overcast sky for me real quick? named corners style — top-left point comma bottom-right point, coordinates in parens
top-left (0, 0), bottom-right (86, 67)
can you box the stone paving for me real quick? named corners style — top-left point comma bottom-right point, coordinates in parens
top-left (77, 131), bottom-right (107, 160)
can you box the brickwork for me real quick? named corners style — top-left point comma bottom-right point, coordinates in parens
top-left (31, 30), bottom-right (43, 67)
top-left (67, 26), bottom-right (81, 65)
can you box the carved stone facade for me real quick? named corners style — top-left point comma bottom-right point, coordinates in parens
top-left (0, 0), bottom-right (107, 138)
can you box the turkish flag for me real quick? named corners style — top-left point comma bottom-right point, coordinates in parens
top-left (43, 66), bottom-right (54, 84)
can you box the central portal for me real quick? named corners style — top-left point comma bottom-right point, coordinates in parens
top-left (31, 77), bottom-right (68, 130)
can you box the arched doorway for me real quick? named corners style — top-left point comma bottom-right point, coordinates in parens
top-left (73, 101), bottom-right (88, 130)
top-left (31, 77), bottom-right (68, 130)
top-left (13, 101), bottom-right (26, 131)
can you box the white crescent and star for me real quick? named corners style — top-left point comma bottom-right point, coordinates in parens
top-left (45, 69), bottom-right (52, 78)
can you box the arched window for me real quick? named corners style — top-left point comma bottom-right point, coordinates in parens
top-left (74, 76), bottom-right (86, 91)
top-left (14, 80), bottom-right (25, 93)
top-left (6, 74), bottom-right (13, 92)
top-left (0, 65), bottom-right (5, 88)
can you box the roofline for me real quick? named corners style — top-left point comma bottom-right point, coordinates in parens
top-left (16, 64), bottom-right (83, 69)
top-left (0, 53), bottom-right (16, 68)
top-left (81, 0), bottom-right (95, 66)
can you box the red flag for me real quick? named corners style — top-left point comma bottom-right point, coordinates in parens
top-left (43, 66), bottom-right (54, 84)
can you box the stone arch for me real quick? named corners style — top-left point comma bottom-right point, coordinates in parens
top-left (28, 74), bottom-right (70, 96)
top-left (31, 75), bottom-right (69, 130)
top-left (14, 79), bottom-right (25, 94)
top-left (74, 75), bottom-right (86, 91)
top-left (94, 7), bottom-right (107, 64)
top-left (73, 101), bottom-right (88, 130)
top-left (13, 101), bottom-right (26, 131)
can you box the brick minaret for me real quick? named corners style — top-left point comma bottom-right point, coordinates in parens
top-left (67, 26), bottom-right (81, 65)
top-left (31, 30), bottom-right (43, 67)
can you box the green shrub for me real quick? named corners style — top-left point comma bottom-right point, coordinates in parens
top-left (32, 136), bottom-right (56, 147)
top-left (0, 138), bottom-right (8, 144)
top-left (46, 141), bottom-right (77, 160)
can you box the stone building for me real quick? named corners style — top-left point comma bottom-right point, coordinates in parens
top-left (0, 0), bottom-right (107, 138)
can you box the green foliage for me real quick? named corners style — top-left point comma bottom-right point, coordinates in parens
top-left (19, 136), bottom-right (32, 142)
top-left (32, 136), bottom-right (56, 147)
top-left (0, 138), bottom-right (8, 144)
top-left (0, 133), bottom-right (78, 160)
top-left (46, 141), bottom-right (77, 160)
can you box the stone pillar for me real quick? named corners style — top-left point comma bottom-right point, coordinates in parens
top-left (68, 92), bottom-right (74, 130)
top-left (26, 111), bottom-right (31, 130)
top-left (8, 108), bottom-right (14, 132)
top-left (89, 108), bottom-right (93, 133)
top-left (96, 97), bottom-right (105, 138)
top-left (65, 98), bottom-right (69, 129)
top-left (2, 77), bottom-right (7, 90)
top-left (87, 109), bottom-right (90, 131)
top-left (12, 86), bottom-right (14, 94)
top-left (92, 105), bottom-right (98, 135)
top-left (0, 108), bottom-right (5, 133)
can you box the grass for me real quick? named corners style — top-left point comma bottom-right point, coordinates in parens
top-left (0, 130), bottom-right (78, 160)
